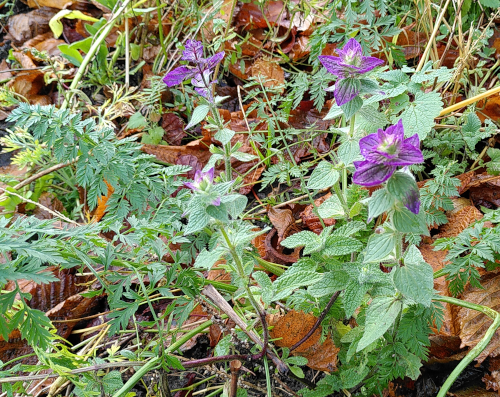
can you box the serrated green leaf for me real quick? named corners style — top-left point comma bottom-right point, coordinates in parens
top-left (323, 236), bottom-right (363, 256)
top-left (231, 151), bottom-right (259, 162)
top-left (214, 128), bottom-right (235, 145)
top-left (341, 96), bottom-right (363, 120)
top-left (318, 195), bottom-right (345, 219)
top-left (281, 231), bottom-right (320, 249)
top-left (343, 280), bottom-right (369, 318)
top-left (479, 0), bottom-right (500, 7)
top-left (393, 207), bottom-right (428, 234)
top-left (193, 247), bottom-right (225, 269)
top-left (214, 334), bottom-right (231, 356)
top-left (363, 232), bottom-right (395, 263)
top-left (186, 105), bottom-right (209, 130)
top-left (184, 208), bottom-right (210, 234)
top-left (273, 271), bottom-right (323, 301)
top-left (397, 91), bottom-right (443, 140)
top-left (337, 139), bottom-right (362, 166)
top-left (368, 188), bottom-right (395, 220)
top-left (332, 221), bottom-right (366, 237)
top-left (308, 270), bottom-right (350, 297)
top-left (253, 271), bottom-right (274, 305)
top-left (357, 296), bottom-right (402, 351)
top-left (307, 161), bottom-right (340, 190)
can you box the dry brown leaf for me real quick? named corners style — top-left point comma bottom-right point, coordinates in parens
top-left (457, 274), bottom-right (500, 363)
top-left (203, 0), bottom-right (236, 41)
top-left (141, 140), bottom-right (211, 165)
top-left (267, 206), bottom-right (296, 243)
top-left (236, 1), bottom-right (287, 30)
top-left (449, 384), bottom-right (499, 397)
top-left (250, 59), bottom-right (285, 93)
top-left (436, 205), bottom-right (483, 238)
top-left (484, 356), bottom-right (500, 393)
top-left (33, 192), bottom-right (66, 220)
top-left (264, 228), bottom-right (301, 264)
top-left (478, 94), bottom-right (500, 123)
top-left (229, 59), bottom-right (252, 80)
top-left (162, 113), bottom-right (186, 146)
top-left (289, 36), bottom-right (310, 60)
top-left (23, 32), bottom-right (65, 56)
top-left (269, 310), bottom-right (339, 372)
top-left (24, 0), bottom-right (75, 8)
top-left (6, 8), bottom-right (55, 44)
top-left (300, 193), bottom-right (336, 235)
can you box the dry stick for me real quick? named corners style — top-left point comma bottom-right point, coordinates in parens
top-left (415, 0), bottom-right (451, 72)
top-left (437, 0), bottom-right (465, 68)
top-left (290, 291), bottom-right (341, 352)
top-left (202, 284), bottom-right (288, 373)
top-left (439, 84), bottom-right (500, 117)
top-left (229, 360), bottom-right (242, 397)
top-left (0, 187), bottom-right (78, 225)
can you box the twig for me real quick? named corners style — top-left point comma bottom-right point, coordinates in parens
top-left (290, 291), bottom-right (341, 352)
top-left (229, 360), bottom-right (241, 397)
top-left (202, 284), bottom-right (288, 373)
top-left (10, 160), bottom-right (77, 192)
top-left (415, 0), bottom-right (451, 72)
top-left (439, 84), bottom-right (500, 117)
top-left (0, 187), bottom-right (78, 225)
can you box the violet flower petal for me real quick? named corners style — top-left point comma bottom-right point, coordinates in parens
top-left (163, 66), bottom-right (196, 87)
top-left (404, 133), bottom-right (420, 147)
top-left (205, 51), bottom-right (225, 70)
top-left (318, 55), bottom-right (348, 78)
top-left (338, 38), bottom-right (364, 61)
top-left (182, 40), bottom-right (204, 62)
top-left (184, 182), bottom-right (198, 191)
top-left (403, 187), bottom-right (421, 214)
top-left (205, 167), bottom-right (215, 183)
top-left (383, 143), bottom-right (424, 166)
top-left (352, 160), bottom-right (396, 187)
top-left (334, 78), bottom-right (360, 106)
top-left (359, 133), bottom-right (382, 158)
top-left (357, 56), bottom-right (385, 74)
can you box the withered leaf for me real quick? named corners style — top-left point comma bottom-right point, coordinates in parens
top-left (268, 310), bottom-right (339, 372)
top-left (457, 274), bottom-right (500, 363)
top-left (162, 113), bottom-right (186, 146)
top-left (267, 206), bottom-right (295, 243)
top-left (300, 193), bottom-right (336, 235)
top-left (436, 205), bottom-right (483, 239)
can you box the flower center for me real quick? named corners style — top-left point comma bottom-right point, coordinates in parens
top-left (344, 50), bottom-right (361, 66)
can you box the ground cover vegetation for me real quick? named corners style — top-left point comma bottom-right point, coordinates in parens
top-left (2, 0), bottom-right (500, 396)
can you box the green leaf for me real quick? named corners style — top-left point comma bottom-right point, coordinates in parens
top-left (363, 232), bottom-right (395, 263)
top-left (308, 270), bottom-right (349, 297)
top-left (337, 139), bottom-right (361, 166)
top-left (480, 0), bottom-right (500, 7)
top-left (184, 208), bottom-right (210, 234)
top-left (332, 221), bottom-right (366, 237)
top-left (214, 334), bottom-right (231, 356)
top-left (273, 271), bottom-right (323, 301)
top-left (349, 201), bottom-right (363, 218)
top-left (186, 105), bottom-right (210, 130)
top-left (281, 231), bottom-right (322, 255)
top-left (214, 128), bottom-right (235, 145)
top-left (231, 151), bottom-right (259, 162)
top-left (357, 296), bottom-right (402, 351)
top-left (393, 207), bottom-right (428, 234)
top-left (368, 188), bottom-right (395, 220)
top-left (357, 105), bottom-right (388, 134)
top-left (318, 195), bottom-right (345, 219)
top-left (222, 195), bottom-right (247, 218)
top-left (387, 171), bottom-right (417, 202)
top-left (206, 203), bottom-right (229, 222)
top-left (323, 236), bottom-right (363, 256)
top-left (253, 271), bottom-right (274, 305)
top-left (127, 112), bottom-right (148, 130)
top-left (290, 365), bottom-right (305, 378)
top-left (193, 247), bottom-right (225, 269)
top-left (487, 147), bottom-right (500, 176)
top-left (397, 91), bottom-right (443, 140)
top-left (323, 103), bottom-right (343, 120)
top-left (307, 161), bottom-right (340, 190)
top-left (343, 280), bottom-right (369, 318)
top-left (341, 96), bottom-right (363, 120)
top-left (394, 245), bottom-right (433, 306)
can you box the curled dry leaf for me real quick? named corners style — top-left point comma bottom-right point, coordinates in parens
top-left (33, 192), bottom-right (67, 220)
top-left (478, 95), bottom-right (500, 123)
top-left (483, 356), bottom-right (500, 393)
top-left (250, 58), bottom-right (285, 93)
top-left (436, 205), bottom-right (483, 239)
top-left (264, 228), bottom-right (301, 264)
top-left (267, 206), bottom-right (296, 243)
top-left (176, 154), bottom-right (203, 180)
top-left (162, 113), bottom-right (186, 146)
top-left (448, 384), bottom-right (499, 397)
top-left (91, 180), bottom-right (115, 223)
top-left (142, 140), bottom-right (212, 165)
top-left (457, 274), bottom-right (500, 363)
top-left (6, 7), bottom-right (55, 44)
top-left (300, 193), bottom-right (336, 235)
top-left (23, 32), bottom-right (65, 57)
top-left (236, 1), bottom-right (287, 30)
top-left (268, 310), bottom-right (340, 372)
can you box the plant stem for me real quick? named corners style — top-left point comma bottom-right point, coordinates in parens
top-left (332, 181), bottom-right (350, 220)
top-left (112, 320), bottom-right (213, 397)
top-left (61, 0), bottom-right (132, 110)
top-left (433, 295), bottom-right (500, 397)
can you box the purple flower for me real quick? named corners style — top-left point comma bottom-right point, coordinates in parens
top-left (163, 40), bottom-right (224, 101)
top-left (353, 119), bottom-right (423, 214)
top-left (319, 38), bottom-right (384, 106)
top-left (184, 168), bottom-right (221, 206)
